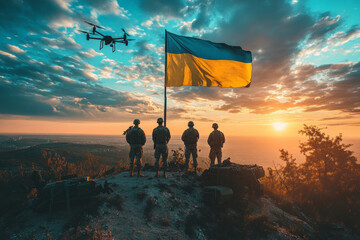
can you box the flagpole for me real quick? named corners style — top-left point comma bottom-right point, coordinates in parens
top-left (164, 29), bottom-right (167, 127)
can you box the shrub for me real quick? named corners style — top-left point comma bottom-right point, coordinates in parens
top-left (263, 125), bottom-right (360, 231)
top-left (168, 148), bottom-right (186, 171)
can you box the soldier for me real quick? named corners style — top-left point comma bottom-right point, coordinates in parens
top-left (181, 121), bottom-right (199, 174)
top-left (207, 123), bottom-right (225, 166)
top-left (152, 118), bottom-right (171, 178)
top-left (126, 119), bottom-right (146, 177)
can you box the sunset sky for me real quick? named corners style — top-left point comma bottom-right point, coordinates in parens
top-left (0, 0), bottom-right (359, 137)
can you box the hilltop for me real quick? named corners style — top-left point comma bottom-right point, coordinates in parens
top-left (3, 171), bottom-right (356, 240)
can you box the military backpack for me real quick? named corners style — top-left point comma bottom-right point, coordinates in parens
top-left (154, 126), bottom-right (168, 144)
top-left (184, 128), bottom-right (198, 145)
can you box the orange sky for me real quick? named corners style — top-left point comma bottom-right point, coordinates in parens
top-left (1, 118), bottom-right (359, 139)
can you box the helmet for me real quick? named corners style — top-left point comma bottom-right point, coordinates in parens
top-left (212, 123), bottom-right (218, 129)
top-left (157, 118), bottom-right (164, 123)
top-left (133, 119), bottom-right (140, 125)
top-left (188, 121), bottom-right (194, 127)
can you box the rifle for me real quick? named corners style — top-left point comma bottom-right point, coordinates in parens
top-left (123, 126), bottom-right (133, 135)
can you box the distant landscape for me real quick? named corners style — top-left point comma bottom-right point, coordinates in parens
top-left (1, 134), bottom-right (359, 170)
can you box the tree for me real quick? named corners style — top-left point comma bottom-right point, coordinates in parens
top-left (264, 125), bottom-right (360, 230)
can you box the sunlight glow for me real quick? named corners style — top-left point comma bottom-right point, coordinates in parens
top-left (273, 122), bottom-right (287, 131)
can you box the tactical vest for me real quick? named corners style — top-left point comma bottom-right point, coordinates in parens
top-left (210, 130), bottom-right (224, 148)
top-left (184, 128), bottom-right (198, 145)
top-left (127, 127), bottom-right (144, 145)
top-left (154, 126), bottom-right (168, 144)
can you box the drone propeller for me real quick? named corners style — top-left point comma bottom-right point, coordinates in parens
top-left (84, 21), bottom-right (105, 29)
top-left (78, 30), bottom-right (89, 34)
top-left (122, 28), bottom-right (130, 36)
top-left (127, 39), bottom-right (135, 41)
top-left (78, 30), bottom-right (97, 35)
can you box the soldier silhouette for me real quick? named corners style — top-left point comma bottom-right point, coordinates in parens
top-left (207, 123), bottom-right (225, 166)
top-left (152, 118), bottom-right (171, 178)
top-left (126, 119), bottom-right (146, 177)
top-left (181, 121), bottom-right (199, 174)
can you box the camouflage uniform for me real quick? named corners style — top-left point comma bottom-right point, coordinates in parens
top-left (181, 127), bottom-right (199, 170)
top-left (126, 126), bottom-right (146, 171)
top-left (152, 125), bottom-right (171, 170)
top-left (207, 129), bottom-right (225, 166)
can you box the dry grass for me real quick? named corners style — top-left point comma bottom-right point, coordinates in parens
top-left (63, 223), bottom-right (114, 240)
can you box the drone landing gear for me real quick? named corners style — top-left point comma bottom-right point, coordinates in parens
top-left (111, 43), bottom-right (116, 52)
top-left (100, 40), bottom-right (104, 50)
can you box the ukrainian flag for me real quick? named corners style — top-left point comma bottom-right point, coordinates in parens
top-left (165, 30), bottom-right (252, 88)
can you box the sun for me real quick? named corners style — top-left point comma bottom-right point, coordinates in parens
top-left (273, 122), bottom-right (287, 131)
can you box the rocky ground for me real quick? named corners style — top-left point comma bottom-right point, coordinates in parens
top-left (2, 171), bottom-right (357, 240)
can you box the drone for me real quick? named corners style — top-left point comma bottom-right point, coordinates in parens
top-left (79, 21), bottom-right (135, 52)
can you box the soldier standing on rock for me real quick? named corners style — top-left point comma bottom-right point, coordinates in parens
top-left (152, 118), bottom-right (171, 178)
top-left (126, 119), bottom-right (146, 177)
top-left (207, 123), bottom-right (225, 166)
top-left (181, 121), bottom-right (199, 174)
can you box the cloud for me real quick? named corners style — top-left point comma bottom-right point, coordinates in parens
top-left (134, 40), bottom-right (154, 55)
top-left (78, 49), bottom-right (103, 58)
top-left (0, 50), bottom-right (17, 59)
top-left (114, 54), bottom-right (163, 87)
top-left (127, 26), bottom-right (146, 37)
top-left (41, 35), bottom-right (82, 49)
top-left (0, 0), bottom-right (83, 31)
top-left (7, 45), bottom-right (25, 53)
top-left (139, 0), bottom-right (185, 18)
top-left (187, 0), bottom-right (214, 31)
top-left (322, 122), bottom-right (360, 127)
top-left (321, 115), bottom-right (355, 121)
top-left (141, 15), bottom-right (166, 29)
top-left (0, 41), bottom-right (157, 120)
top-left (52, 65), bottom-right (64, 72)
top-left (308, 13), bottom-right (342, 41)
top-left (81, 0), bottom-right (129, 17)
top-left (327, 25), bottom-right (360, 47)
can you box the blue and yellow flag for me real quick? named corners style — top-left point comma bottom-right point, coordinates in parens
top-left (165, 31), bottom-right (252, 88)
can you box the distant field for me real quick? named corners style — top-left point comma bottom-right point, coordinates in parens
top-left (0, 142), bottom-right (128, 169)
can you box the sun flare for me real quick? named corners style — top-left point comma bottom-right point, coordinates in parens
top-left (273, 122), bottom-right (287, 131)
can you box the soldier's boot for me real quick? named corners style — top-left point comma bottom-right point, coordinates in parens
top-left (183, 163), bottom-right (189, 173)
top-left (194, 166), bottom-right (198, 175)
top-left (155, 169), bottom-right (159, 178)
top-left (137, 170), bottom-right (144, 178)
top-left (130, 167), bottom-right (134, 177)
top-left (163, 167), bottom-right (167, 179)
